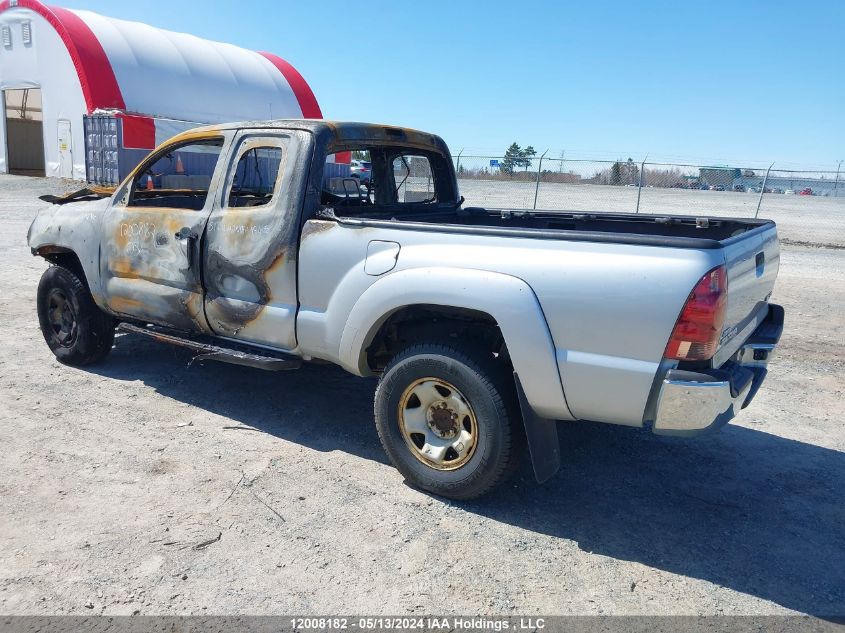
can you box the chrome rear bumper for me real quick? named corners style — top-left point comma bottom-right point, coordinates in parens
top-left (652, 304), bottom-right (784, 436)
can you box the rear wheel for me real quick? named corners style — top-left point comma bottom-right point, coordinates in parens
top-left (37, 266), bottom-right (115, 366)
top-left (374, 342), bottom-right (521, 499)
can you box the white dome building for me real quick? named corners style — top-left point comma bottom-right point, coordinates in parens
top-left (0, 0), bottom-right (321, 181)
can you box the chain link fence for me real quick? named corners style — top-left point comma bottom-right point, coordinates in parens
top-left (453, 154), bottom-right (845, 247)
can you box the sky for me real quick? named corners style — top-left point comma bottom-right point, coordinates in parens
top-left (66, 0), bottom-right (844, 169)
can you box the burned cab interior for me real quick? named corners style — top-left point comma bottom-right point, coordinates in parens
top-left (126, 138), bottom-right (224, 210)
top-left (320, 146), bottom-right (458, 217)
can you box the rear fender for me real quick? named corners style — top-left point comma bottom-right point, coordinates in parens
top-left (339, 267), bottom-right (574, 421)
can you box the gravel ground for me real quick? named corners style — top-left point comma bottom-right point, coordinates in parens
top-left (0, 174), bottom-right (843, 616)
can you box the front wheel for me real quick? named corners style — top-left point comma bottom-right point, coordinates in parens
top-left (374, 342), bottom-right (521, 500)
top-left (37, 266), bottom-right (115, 366)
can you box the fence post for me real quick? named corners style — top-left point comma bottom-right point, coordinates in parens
top-left (635, 154), bottom-right (648, 213)
top-left (455, 149), bottom-right (464, 179)
top-left (533, 149), bottom-right (548, 209)
top-left (755, 162), bottom-right (775, 218)
top-left (835, 160), bottom-right (842, 198)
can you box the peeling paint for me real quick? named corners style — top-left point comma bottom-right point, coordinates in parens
top-left (301, 219), bottom-right (337, 240)
top-left (27, 120), bottom-right (454, 354)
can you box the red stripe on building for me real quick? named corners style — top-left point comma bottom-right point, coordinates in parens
top-left (258, 52), bottom-right (322, 119)
top-left (0, 0), bottom-right (124, 113)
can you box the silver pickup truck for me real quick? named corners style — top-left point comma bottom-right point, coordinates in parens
top-left (27, 120), bottom-right (783, 499)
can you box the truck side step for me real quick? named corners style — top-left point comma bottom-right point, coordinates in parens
top-left (117, 323), bottom-right (302, 371)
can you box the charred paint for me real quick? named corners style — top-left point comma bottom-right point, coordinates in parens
top-left (300, 219), bottom-right (338, 240)
top-left (203, 244), bottom-right (288, 330)
top-left (110, 257), bottom-right (141, 279)
top-left (102, 198), bottom-right (208, 333)
top-left (108, 295), bottom-right (144, 314)
top-left (30, 121), bottom-right (454, 355)
top-left (267, 250), bottom-right (287, 273)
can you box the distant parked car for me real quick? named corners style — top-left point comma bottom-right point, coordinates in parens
top-left (699, 184), bottom-right (710, 190)
top-left (350, 159), bottom-right (373, 184)
top-left (772, 188), bottom-right (784, 194)
top-left (713, 185), bottom-right (725, 191)
top-left (784, 189), bottom-right (795, 195)
top-left (733, 184), bottom-right (746, 192)
top-left (747, 186), bottom-right (760, 193)
top-left (799, 187), bottom-right (813, 196)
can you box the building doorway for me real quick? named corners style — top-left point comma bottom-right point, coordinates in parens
top-left (4, 88), bottom-right (45, 176)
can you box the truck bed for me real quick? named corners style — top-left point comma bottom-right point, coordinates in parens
top-left (335, 206), bottom-right (773, 249)
top-left (331, 204), bottom-right (780, 380)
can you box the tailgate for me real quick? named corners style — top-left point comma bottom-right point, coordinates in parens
top-left (713, 223), bottom-right (780, 367)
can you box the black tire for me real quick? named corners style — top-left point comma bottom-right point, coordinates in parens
top-left (374, 342), bottom-right (522, 500)
top-left (37, 266), bottom-right (115, 366)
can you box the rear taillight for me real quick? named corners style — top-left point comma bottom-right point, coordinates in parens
top-left (665, 265), bottom-right (727, 361)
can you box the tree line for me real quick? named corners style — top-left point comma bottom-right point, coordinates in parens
top-left (500, 143), bottom-right (537, 175)
top-left (498, 146), bottom-right (643, 186)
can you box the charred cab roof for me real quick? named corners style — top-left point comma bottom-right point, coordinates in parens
top-left (187, 119), bottom-right (452, 156)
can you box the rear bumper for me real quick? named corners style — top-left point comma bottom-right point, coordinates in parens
top-left (652, 304), bottom-right (784, 436)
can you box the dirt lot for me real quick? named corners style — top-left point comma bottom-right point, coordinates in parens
top-left (1, 174), bottom-right (843, 616)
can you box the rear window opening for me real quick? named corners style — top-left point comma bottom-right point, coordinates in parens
top-left (320, 146), bottom-right (456, 214)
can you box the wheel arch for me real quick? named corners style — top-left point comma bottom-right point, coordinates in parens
top-left (33, 243), bottom-right (92, 285)
top-left (338, 267), bottom-right (574, 421)
top-left (364, 303), bottom-right (505, 373)
top-left (28, 202), bottom-right (107, 305)
top-left (32, 244), bottom-right (109, 310)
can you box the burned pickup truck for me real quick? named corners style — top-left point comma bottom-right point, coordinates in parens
top-left (28, 120), bottom-right (783, 499)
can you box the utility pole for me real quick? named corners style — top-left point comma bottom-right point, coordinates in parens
top-left (835, 160), bottom-right (843, 197)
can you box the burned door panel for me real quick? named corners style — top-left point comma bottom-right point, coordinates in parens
top-left (203, 131), bottom-right (312, 349)
top-left (101, 136), bottom-right (230, 332)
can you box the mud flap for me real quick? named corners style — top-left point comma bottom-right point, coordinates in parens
top-left (514, 373), bottom-right (561, 483)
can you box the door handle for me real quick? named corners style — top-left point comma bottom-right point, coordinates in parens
top-left (175, 227), bottom-right (199, 268)
top-left (175, 227), bottom-right (198, 240)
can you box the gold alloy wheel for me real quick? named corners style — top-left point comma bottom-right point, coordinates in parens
top-left (397, 377), bottom-right (478, 471)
